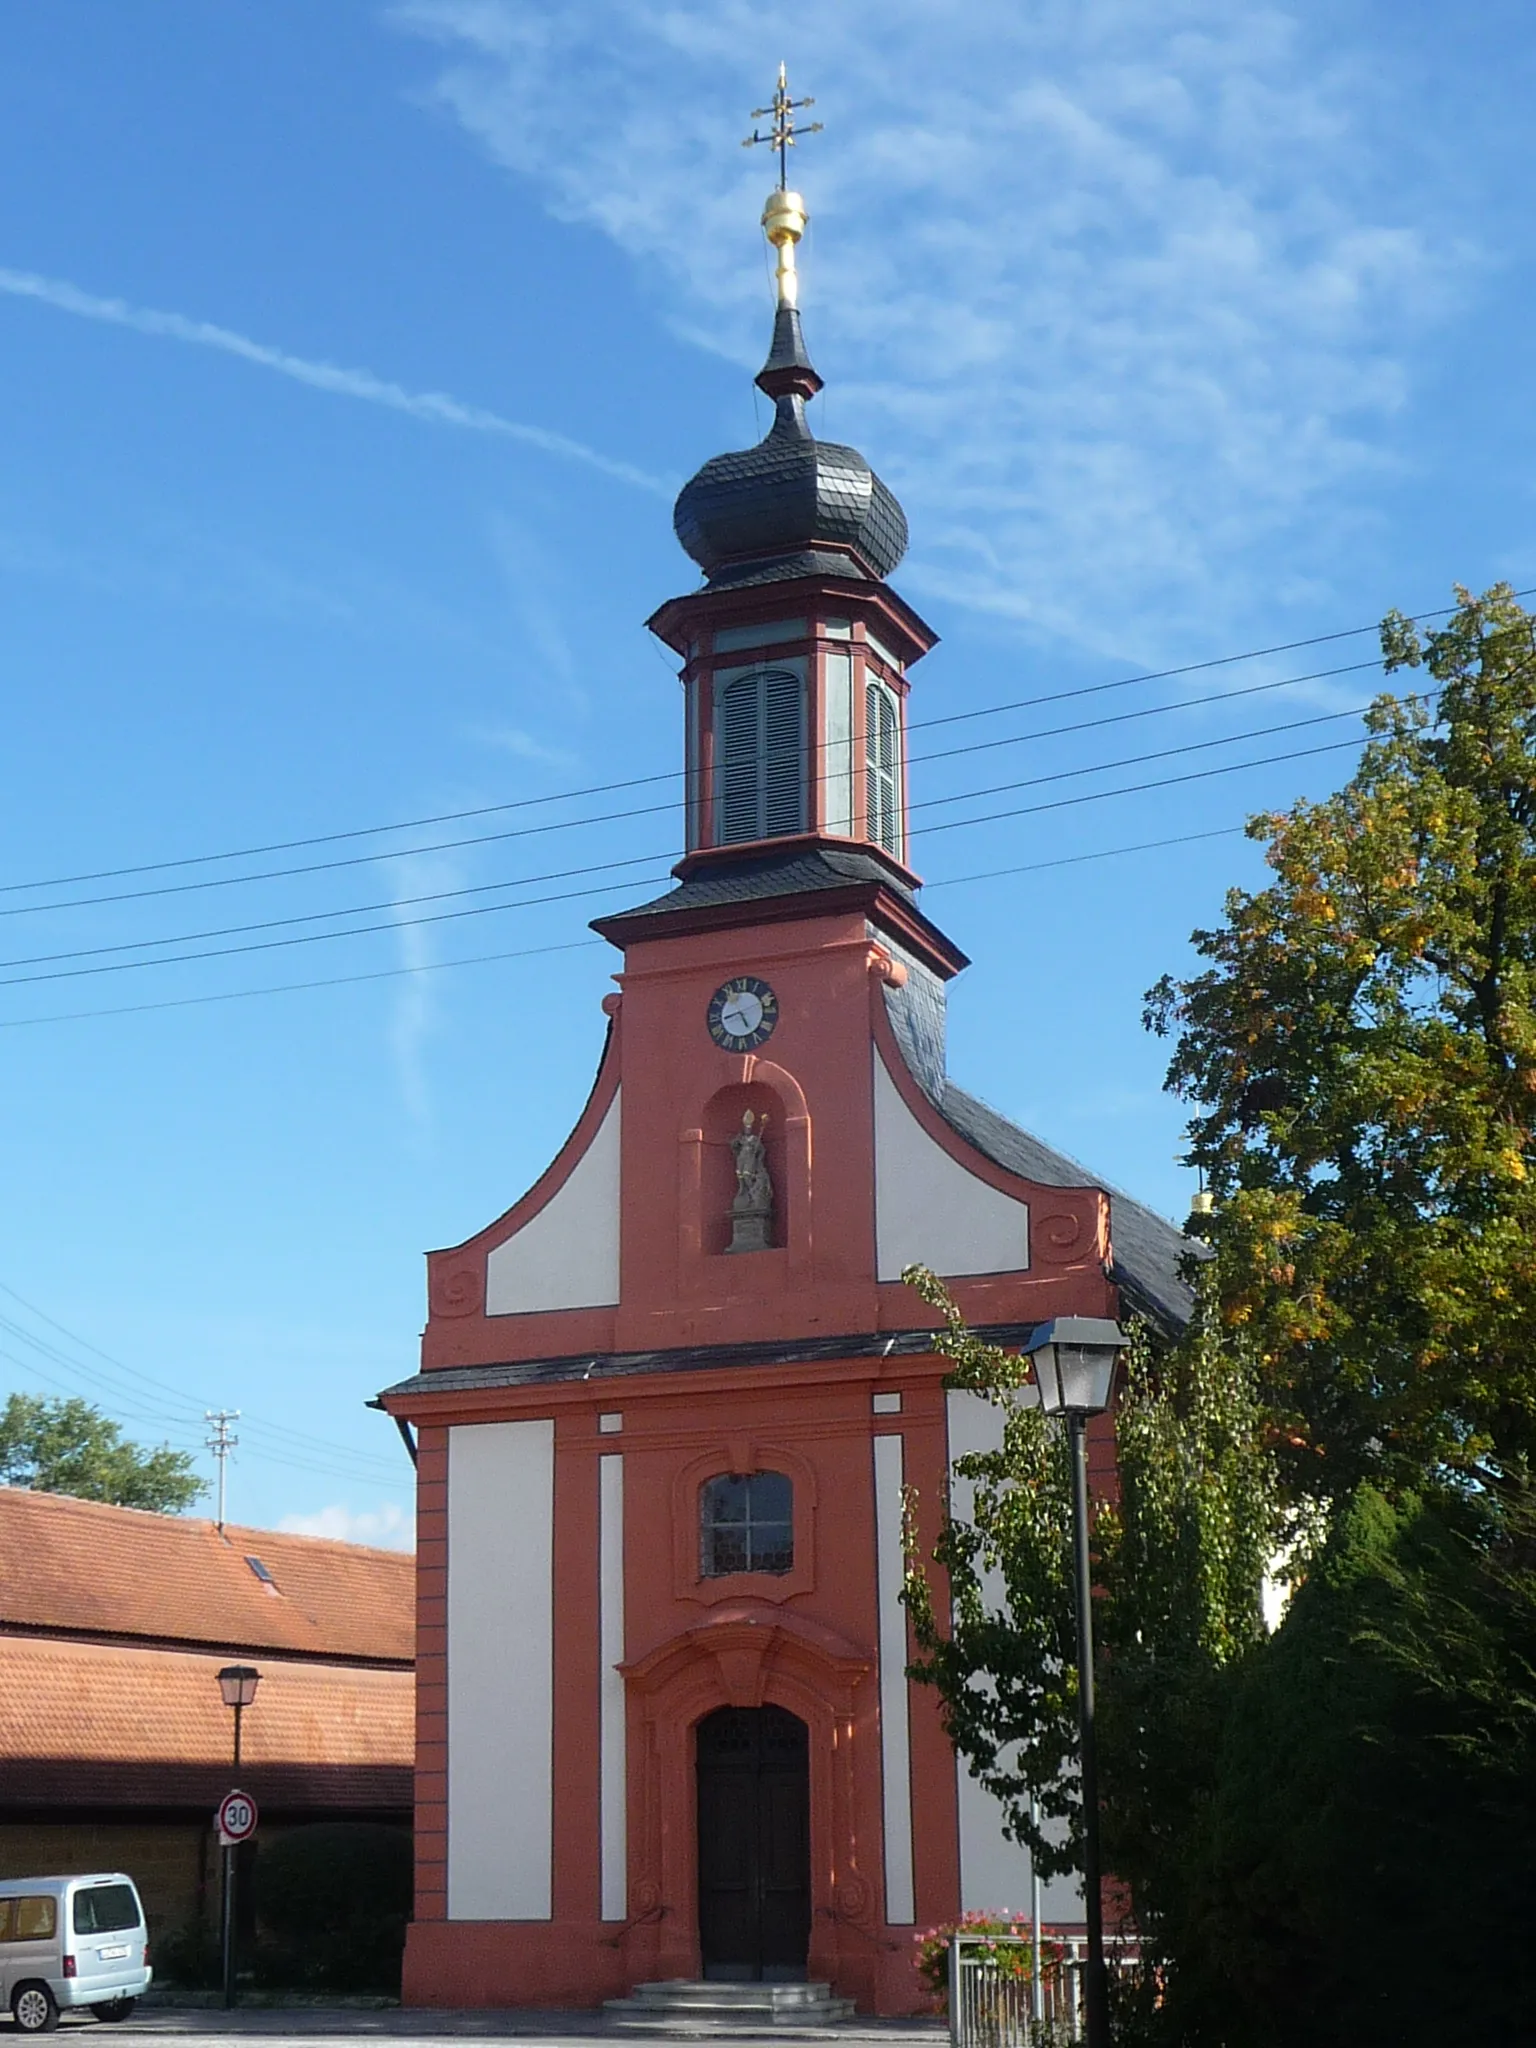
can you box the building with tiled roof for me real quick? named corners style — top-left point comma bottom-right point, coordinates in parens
top-left (0, 1489), bottom-right (413, 1945)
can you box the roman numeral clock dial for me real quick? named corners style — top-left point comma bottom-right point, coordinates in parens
top-left (707, 975), bottom-right (779, 1053)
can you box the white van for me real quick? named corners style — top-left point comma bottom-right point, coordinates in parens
top-left (0, 1874), bottom-right (151, 2032)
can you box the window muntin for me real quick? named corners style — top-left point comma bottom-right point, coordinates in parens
top-left (0, 1896), bottom-right (57, 1941)
top-left (700, 1471), bottom-right (794, 1577)
top-left (865, 679), bottom-right (903, 858)
top-left (73, 1885), bottom-right (140, 1936)
top-left (715, 667), bottom-right (806, 844)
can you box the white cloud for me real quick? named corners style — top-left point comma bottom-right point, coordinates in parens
top-left (485, 510), bottom-right (588, 716)
top-left (278, 1500), bottom-right (415, 1548)
top-left (381, 845), bottom-right (466, 1127)
top-left (0, 264), bottom-right (669, 497)
top-left (391, 0), bottom-right (1464, 660)
top-left (472, 725), bottom-right (581, 769)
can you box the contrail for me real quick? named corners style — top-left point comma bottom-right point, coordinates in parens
top-left (0, 265), bottom-right (670, 496)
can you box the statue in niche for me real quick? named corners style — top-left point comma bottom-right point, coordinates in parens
top-left (727, 1110), bottom-right (774, 1253)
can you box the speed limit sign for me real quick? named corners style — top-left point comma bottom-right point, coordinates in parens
top-left (217, 1789), bottom-right (258, 1845)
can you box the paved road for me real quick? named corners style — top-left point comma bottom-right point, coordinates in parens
top-left (80, 2010), bottom-right (947, 2047)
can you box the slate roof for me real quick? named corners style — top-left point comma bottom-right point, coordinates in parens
top-left (672, 305), bottom-right (908, 589)
top-left (936, 1083), bottom-right (1199, 1332)
top-left (0, 1633), bottom-right (412, 1812)
top-left (0, 1489), bottom-right (414, 1666)
top-left (378, 1322), bottom-right (1043, 1402)
top-left (601, 843), bottom-right (914, 923)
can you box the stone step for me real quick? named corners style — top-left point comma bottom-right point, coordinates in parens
top-left (625, 1982), bottom-right (838, 2005)
top-left (606, 2007), bottom-right (860, 2023)
top-left (605, 1980), bottom-right (858, 2030)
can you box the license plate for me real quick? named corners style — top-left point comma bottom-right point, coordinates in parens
top-left (98, 1945), bottom-right (130, 1961)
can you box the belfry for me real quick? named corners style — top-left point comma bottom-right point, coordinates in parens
top-left (379, 82), bottom-right (1190, 2017)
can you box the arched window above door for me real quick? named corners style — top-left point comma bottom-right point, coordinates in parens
top-left (700, 1470), bottom-right (794, 1577)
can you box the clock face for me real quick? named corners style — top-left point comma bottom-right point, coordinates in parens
top-left (707, 975), bottom-right (779, 1052)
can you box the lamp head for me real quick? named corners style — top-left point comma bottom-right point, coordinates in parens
top-left (217, 1663), bottom-right (261, 1709)
top-left (1024, 1316), bottom-right (1130, 1417)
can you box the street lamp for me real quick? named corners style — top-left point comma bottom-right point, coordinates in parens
top-left (1024, 1316), bottom-right (1130, 2048)
top-left (215, 1665), bottom-right (260, 2008)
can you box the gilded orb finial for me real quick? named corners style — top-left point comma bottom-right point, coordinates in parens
top-left (743, 63), bottom-right (822, 309)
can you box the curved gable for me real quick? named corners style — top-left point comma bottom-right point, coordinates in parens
top-left (873, 1050), bottom-right (1030, 1280)
top-left (484, 1088), bottom-right (621, 1315)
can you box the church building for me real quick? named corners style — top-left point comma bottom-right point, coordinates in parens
top-left (378, 136), bottom-right (1191, 2017)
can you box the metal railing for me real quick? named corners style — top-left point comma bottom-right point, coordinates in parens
top-left (948, 1932), bottom-right (1141, 2046)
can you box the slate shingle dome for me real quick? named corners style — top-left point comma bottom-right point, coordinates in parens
top-left (673, 306), bottom-right (909, 588)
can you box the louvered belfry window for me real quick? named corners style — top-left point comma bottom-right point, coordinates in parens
top-left (715, 666), bottom-right (806, 844)
top-left (865, 680), bottom-right (903, 857)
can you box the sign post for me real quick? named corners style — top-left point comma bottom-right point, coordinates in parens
top-left (216, 1790), bottom-right (258, 2009)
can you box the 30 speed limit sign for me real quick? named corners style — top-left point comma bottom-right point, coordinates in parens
top-left (216, 1789), bottom-right (259, 1846)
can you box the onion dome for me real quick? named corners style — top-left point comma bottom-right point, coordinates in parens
top-left (673, 188), bottom-right (908, 590)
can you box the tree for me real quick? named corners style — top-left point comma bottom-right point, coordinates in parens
top-left (900, 1264), bottom-right (1082, 1879)
top-left (1146, 583), bottom-right (1536, 1505)
top-left (1153, 1481), bottom-right (1536, 2048)
top-left (0, 1393), bottom-right (205, 1512)
top-left (900, 1265), bottom-right (1279, 1901)
top-left (903, 588), bottom-right (1536, 2039)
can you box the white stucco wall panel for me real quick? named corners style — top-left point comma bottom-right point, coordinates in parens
top-left (947, 1391), bottom-right (1083, 1921)
top-left (447, 1419), bottom-right (555, 1920)
top-left (599, 1452), bottom-right (627, 1921)
top-left (874, 1056), bottom-right (1029, 1281)
top-left (485, 1089), bottom-right (621, 1314)
top-left (874, 1431), bottom-right (916, 1925)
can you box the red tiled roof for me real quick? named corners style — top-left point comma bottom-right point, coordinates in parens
top-left (0, 1489), bottom-right (413, 1664)
top-left (0, 1634), bottom-right (413, 1812)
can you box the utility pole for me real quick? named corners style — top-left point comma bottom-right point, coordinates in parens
top-left (204, 1410), bottom-right (240, 1530)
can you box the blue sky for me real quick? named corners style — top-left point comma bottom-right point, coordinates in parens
top-left (1, 0), bottom-right (1532, 1543)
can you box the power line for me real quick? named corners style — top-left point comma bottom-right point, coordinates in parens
top-left (0, 588), bottom-right (1501, 907)
top-left (0, 658), bottom-right (1382, 926)
top-left (0, 1277), bottom-right (405, 1483)
top-left (0, 694), bottom-right (1405, 989)
top-left (0, 655), bottom-right (1384, 926)
top-left (0, 807), bottom-right (1314, 1032)
top-left (0, 670), bottom-right (1382, 968)
top-left (0, 936), bottom-right (603, 1027)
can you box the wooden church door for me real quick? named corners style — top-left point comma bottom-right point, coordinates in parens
top-left (696, 1705), bottom-right (811, 1980)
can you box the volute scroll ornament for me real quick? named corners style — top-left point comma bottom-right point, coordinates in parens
top-left (429, 1261), bottom-right (485, 1318)
top-left (1033, 1209), bottom-right (1086, 1262)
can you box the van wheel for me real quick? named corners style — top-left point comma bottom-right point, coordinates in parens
top-left (90, 2001), bottom-right (135, 2023)
top-left (12, 1984), bottom-right (59, 2033)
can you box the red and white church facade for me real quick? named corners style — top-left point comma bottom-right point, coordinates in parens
top-left (378, 179), bottom-right (1191, 2016)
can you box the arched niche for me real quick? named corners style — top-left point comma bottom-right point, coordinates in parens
top-left (678, 1055), bottom-right (813, 1288)
top-left (703, 1081), bottom-right (786, 1255)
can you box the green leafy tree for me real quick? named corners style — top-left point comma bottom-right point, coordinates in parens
top-left (1156, 1481), bottom-right (1536, 2048)
top-left (900, 1264), bottom-right (1082, 1879)
top-left (1094, 1280), bottom-right (1280, 1949)
top-left (1146, 583), bottom-right (1536, 1503)
top-left (900, 1264), bottom-right (1279, 1904)
top-left (0, 1393), bottom-right (205, 1512)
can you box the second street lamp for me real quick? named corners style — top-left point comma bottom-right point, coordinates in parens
top-left (215, 1665), bottom-right (260, 2009)
top-left (1024, 1316), bottom-right (1130, 2048)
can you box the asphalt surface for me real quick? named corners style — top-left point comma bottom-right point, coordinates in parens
top-left (73, 2011), bottom-right (948, 2046)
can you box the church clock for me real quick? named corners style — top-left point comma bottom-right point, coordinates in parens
top-left (707, 975), bottom-right (779, 1052)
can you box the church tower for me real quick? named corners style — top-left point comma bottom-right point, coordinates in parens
top-left (380, 86), bottom-right (1190, 2016)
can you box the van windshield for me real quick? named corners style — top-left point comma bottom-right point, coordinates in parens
top-left (72, 1886), bottom-right (140, 1935)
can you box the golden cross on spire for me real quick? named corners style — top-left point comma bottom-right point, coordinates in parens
top-left (742, 63), bottom-right (822, 191)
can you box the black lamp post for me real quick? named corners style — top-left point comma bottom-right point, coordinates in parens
top-left (215, 1664), bottom-right (260, 2009)
top-left (1024, 1316), bottom-right (1130, 2048)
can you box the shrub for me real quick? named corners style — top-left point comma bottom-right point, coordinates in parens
top-left (251, 1823), bottom-right (412, 1993)
top-left (912, 1911), bottom-right (1061, 2014)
